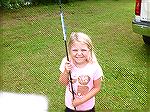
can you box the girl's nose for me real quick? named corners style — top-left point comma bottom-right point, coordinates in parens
top-left (77, 50), bottom-right (82, 55)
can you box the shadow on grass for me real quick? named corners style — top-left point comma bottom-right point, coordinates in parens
top-left (143, 44), bottom-right (150, 112)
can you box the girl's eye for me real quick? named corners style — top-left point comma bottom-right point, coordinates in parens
top-left (81, 49), bottom-right (87, 52)
top-left (72, 49), bottom-right (78, 52)
top-left (72, 49), bottom-right (88, 52)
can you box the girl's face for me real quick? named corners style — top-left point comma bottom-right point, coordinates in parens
top-left (70, 42), bottom-right (90, 66)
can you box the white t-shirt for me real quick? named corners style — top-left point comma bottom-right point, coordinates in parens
top-left (59, 57), bottom-right (103, 111)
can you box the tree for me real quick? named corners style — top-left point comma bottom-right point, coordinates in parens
top-left (0, 0), bottom-right (73, 9)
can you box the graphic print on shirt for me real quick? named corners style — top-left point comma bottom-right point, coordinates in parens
top-left (68, 74), bottom-right (91, 97)
top-left (77, 75), bottom-right (90, 96)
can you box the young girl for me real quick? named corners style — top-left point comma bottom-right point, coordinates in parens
top-left (59, 32), bottom-right (103, 112)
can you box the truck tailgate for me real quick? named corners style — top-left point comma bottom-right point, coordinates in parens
top-left (141, 0), bottom-right (150, 22)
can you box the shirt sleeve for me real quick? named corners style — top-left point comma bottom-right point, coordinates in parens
top-left (59, 57), bottom-right (67, 73)
top-left (93, 63), bottom-right (104, 81)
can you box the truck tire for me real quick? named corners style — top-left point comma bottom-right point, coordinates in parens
top-left (143, 35), bottom-right (150, 45)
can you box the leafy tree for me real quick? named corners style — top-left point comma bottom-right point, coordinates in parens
top-left (0, 0), bottom-right (76, 9)
top-left (0, 0), bottom-right (24, 9)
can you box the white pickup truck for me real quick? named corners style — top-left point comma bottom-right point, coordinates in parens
top-left (132, 0), bottom-right (150, 45)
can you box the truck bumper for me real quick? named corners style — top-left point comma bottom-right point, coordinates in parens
top-left (132, 20), bottom-right (150, 37)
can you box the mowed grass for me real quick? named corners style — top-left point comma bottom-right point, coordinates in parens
top-left (1, 0), bottom-right (149, 111)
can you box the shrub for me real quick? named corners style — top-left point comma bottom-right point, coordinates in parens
top-left (0, 0), bottom-right (25, 9)
top-left (0, 0), bottom-right (78, 9)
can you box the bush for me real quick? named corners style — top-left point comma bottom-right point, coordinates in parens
top-left (31, 0), bottom-right (71, 4)
top-left (0, 0), bottom-right (25, 9)
top-left (0, 0), bottom-right (73, 9)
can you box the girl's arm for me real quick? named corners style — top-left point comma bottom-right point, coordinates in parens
top-left (59, 70), bottom-right (69, 86)
top-left (72, 78), bottom-right (102, 107)
top-left (59, 61), bottom-right (72, 86)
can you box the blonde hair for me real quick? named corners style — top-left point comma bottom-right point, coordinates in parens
top-left (68, 32), bottom-right (97, 63)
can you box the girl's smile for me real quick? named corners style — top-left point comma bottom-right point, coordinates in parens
top-left (70, 42), bottom-right (90, 67)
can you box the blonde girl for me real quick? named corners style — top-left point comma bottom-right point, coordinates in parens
top-left (59, 32), bottom-right (103, 112)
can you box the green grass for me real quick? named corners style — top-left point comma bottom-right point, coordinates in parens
top-left (1, 0), bottom-right (149, 111)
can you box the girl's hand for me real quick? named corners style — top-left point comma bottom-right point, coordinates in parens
top-left (72, 97), bottom-right (84, 107)
top-left (64, 61), bottom-right (72, 73)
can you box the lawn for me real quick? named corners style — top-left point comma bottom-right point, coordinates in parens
top-left (1, 0), bottom-right (149, 111)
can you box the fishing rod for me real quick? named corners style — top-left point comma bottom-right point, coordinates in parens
top-left (58, 0), bottom-right (76, 111)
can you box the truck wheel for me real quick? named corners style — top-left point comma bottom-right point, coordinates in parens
top-left (143, 36), bottom-right (150, 45)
